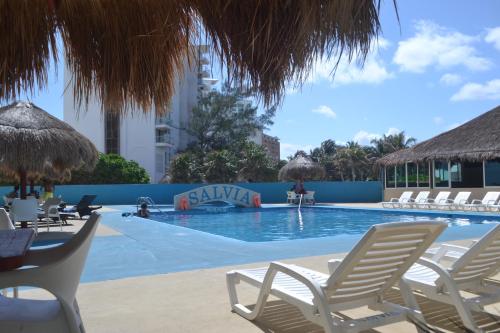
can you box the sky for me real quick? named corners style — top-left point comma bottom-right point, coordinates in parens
top-left (19, 1), bottom-right (500, 160)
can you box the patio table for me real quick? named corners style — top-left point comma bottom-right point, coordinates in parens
top-left (0, 229), bottom-right (35, 271)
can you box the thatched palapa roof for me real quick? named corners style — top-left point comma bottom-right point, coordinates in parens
top-left (279, 156), bottom-right (325, 181)
top-left (0, 101), bottom-right (98, 179)
top-left (0, 0), bottom-right (392, 113)
top-left (378, 105), bottom-right (500, 166)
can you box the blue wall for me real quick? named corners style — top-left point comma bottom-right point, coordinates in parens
top-left (0, 181), bottom-right (382, 205)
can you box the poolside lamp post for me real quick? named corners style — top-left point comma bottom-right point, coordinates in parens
top-left (0, 101), bottom-right (98, 199)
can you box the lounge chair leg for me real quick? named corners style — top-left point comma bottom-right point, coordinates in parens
top-left (226, 271), bottom-right (272, 321)
top-left (399, 278), bottom-right (426, 333)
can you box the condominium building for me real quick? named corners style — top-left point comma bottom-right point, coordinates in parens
top-left (64, 46), bottom-right (217, 183)
top-left (250, 129), bottom-right (281, 163)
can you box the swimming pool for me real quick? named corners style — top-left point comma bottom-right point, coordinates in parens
top-left (147, 207), bottom-right (500, 242)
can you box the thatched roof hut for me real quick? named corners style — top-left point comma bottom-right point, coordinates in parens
top-left (378, 105), bottom-right (500, 166)
top-left (0, 101), bottom-right (98, 197)
top-left (279, 156), bottom-right (325, 181)
top-left (0, 0), bottom-right (391, 112)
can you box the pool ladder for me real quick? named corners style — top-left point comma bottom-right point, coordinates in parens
top-left (137, 197), bottom-right (162, 213)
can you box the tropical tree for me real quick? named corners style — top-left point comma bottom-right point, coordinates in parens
top-left (69, 154), bottom-right (150, 184)
top-left (169, 152), bottom-right (203, 183)
top-left (204, 150), bottom-right (239, 183)
top-left (238, 142), bottom-right (277, 182)
top-left (371, 131), bottom-right (416, 156)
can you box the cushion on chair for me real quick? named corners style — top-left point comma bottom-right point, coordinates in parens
top-left (0, 295), bottom-right (61, 322)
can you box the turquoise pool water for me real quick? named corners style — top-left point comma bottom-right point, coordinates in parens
top-left (148, 207), bottom-right (500, 242)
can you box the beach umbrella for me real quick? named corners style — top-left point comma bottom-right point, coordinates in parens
top-left (0, 101), bottom-right (98, 198)
top-left (278, 155), bottom-right (325, 181)
top-left (0, 0), bottom-right (391, 113)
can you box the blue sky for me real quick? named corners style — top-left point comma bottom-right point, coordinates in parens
top-left (20, 1), bottom-right (500, 160)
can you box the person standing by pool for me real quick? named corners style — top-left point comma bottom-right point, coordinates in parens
top-left (40, 181), bottom-right (54, 201)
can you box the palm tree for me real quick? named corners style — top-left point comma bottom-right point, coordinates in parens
top-left (371, 131), bottom-right (416, 156)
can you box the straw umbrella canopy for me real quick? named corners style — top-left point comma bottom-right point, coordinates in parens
top-left (0, 101), bottom-right (98, 198)
top-left (377, 105), bottom-right (500, 166)
top-left (278, 156), bottom-right (325, 181)
top-left (0, 0), bottom-right (393, 113)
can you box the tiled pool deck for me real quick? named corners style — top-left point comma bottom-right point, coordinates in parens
top-left (22, 203), bottom-right (500, 332)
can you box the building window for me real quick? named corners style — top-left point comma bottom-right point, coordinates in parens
top-left (155, 128), bottom-right (171, 144)
top-left (385, 166), bottom-right (395, 188)
top-left (451, 161), bottom-right (483, 188)
top-left (396, 164), bottom-right (406, 188)
top-left (485, 159), bottom-right (500, 186)
top-left (418, 162), bottom-right (430, 187)
top-left (434, 160), bottom-right (449, 187)
top-left (407, 162), bottom-right (417, 187)
top-left (105, 112), bottom-right (120, 154)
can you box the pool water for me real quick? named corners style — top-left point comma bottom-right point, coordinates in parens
top-left (148, 207), bottom-right (500, 242)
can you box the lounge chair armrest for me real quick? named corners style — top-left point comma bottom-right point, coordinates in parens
top-left (328, 259), bottom-right (342, 274)
top-left (415, 258), bottom-right (453, 284)
top-left (389, 198), bottom-right (398, 202)
top-left (22, 246), bottom-right (66, 266)
top-left (486, 200), bottom-right (497, 205)
top-left (426, 198), bottom-right (435, 203)
top-left (437, 198), bottom-right (448, 204)
top-left (471, 199), bottom-right (482, 204)
top-left (266, 262), bottom-right (326, 301)
top-left (407, 198), bottom-right (416, 203)
top-left (428, 243), bottom-right (468, 262)
top-left (444, 199), bottom-right (453, 203)
top-left (458, 199), bottom-right (468, 205)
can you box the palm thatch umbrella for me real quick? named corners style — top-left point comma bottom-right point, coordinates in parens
top-left (278, 156), bottom-right (325, 181)
top-left (0, 0), bottom-right (393, 113)
top-left (0, 101), bottom-right (98, 198)
top-left (378, 105), bottom-right (500, 166)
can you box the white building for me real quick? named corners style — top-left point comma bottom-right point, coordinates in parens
top-left (64, 46), bottom-right (217, 183)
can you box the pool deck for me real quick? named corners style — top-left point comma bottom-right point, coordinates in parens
top-left (19, 203), bottom-right (500, 332)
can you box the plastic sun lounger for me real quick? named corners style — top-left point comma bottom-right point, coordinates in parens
top-left (227, 221), bottom-right (447, 333)
top-left (404, 223), bottom-right (500, 332)
top-left (63, 195), bottom-right (102, 218)
top-left (403, 191), bottom-right (430, 209)
top-left (414, 191), bottom-right (451, 209)
top-left (381, 191), bottom-right (413, 208)
top-left (433, 191), bottom-right (471, 210)
top-left (463, 192), bottom-right (500, 211)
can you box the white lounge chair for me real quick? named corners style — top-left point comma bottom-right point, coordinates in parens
top-left (434, 191), bottom-right (471, 210)
top-left (381, 191), bottom-right (413, 208)
top-left (414, 191), bottom-right (451, 209)
top-left (38, 197), bottom-right (63, 232)
top-left (0, 212), bottom-right (101, 333)
top-left (10, 198), bottom-right (38, 233)
top-left (0, 208), bottom-right (14, 230)
top-left (403, 191), bottom-right (430, 208)
top-left (404, 223), bottom-right (500, 332)
top-left (463, 191), bottom-right (500, 211)
top-left (227, 221), bottom-right (446, 333)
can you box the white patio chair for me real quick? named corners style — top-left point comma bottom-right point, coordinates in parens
top-left (227, 221), bottom-right (446, 333)
top-left (286, 191), bottom-right (299, 204)
top-left (403, 191), bottom-right (430, 208)
top-left (434, 191), bottom-right (471, 210)
top-left (414, 191), bottom-right (451, 209)
top-left (10, 198), bottom-right (38, 233)
top-left (404, 223), bottom-right (500, 332)
top-left (0, 212), bottom-right (101, 333)
top-left (0, 208), bottom-right (16, 298)
top-left (463, 191), bottom-right (500, 211)
top-left (303, 191), bottom-right (315, 204)
top-left (38, 197), bottom-right (62, 232)
top-left (381, 191), bottom-right (413, 208)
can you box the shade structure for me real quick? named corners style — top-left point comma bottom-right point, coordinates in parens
top-left (0, 0), bottom-right (391, 112)
top-left (278, 156), bottom-right (325, 181)
top-left (0, 101), bottom-right (98, 197)
top-left (377, 105), bottom-right (500, 166)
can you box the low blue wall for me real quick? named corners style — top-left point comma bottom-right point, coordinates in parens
top-left (0, 181), bottom-right (382, 205)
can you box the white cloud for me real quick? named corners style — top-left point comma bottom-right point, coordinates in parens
top-left (353, 127), bottom-right (403, 145)
top-left (311, 105), bottom-right (337, 119)
top-left (280, 143), bottom-right (314, 159)
top-left (485, 27), bottom-right (500, 51)
top-left (385, 127), bottom-right (401, 136)
top-left (353, 131), bottom-right (381, 145)
top-left (307, 37), bottom-right (394, 87)
top-left (440, 73), bottom-right (462, 86)
top-left (451, 79), bottom-right (500, 101)
top-left (394, 20), bottom-right (491, 73)
top-left (433, 116), bottom-right (444, 125)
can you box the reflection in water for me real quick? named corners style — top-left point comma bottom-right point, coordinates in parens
top-left (298, 210), bottom-right (303, 231)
